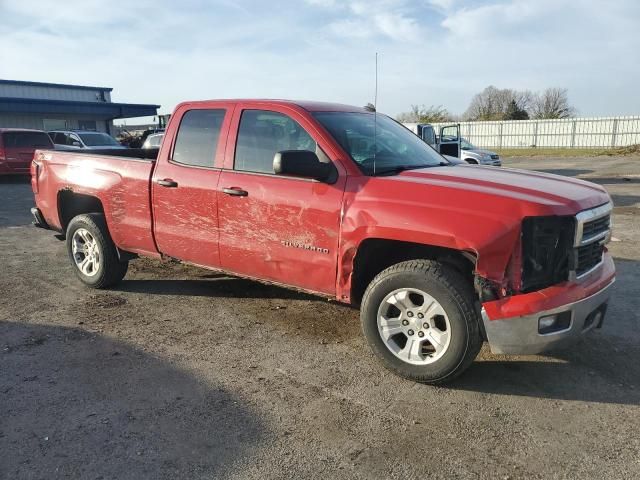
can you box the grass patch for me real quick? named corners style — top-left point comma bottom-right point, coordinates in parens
top-left (495, 145), bottom-right (640, 157)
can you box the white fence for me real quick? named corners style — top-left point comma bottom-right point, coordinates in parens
top-left (432, 116), bottom-right (640, 149)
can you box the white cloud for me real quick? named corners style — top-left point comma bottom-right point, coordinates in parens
top-left (308, 0), bottom-right (425, 42)
top-left (0, 0), bottom-right (639, 118)
top-left (328, 19), bottom-right (373, 39)
top-left (440, 0), bottom-right (549, 38)
top-left (304, 0), bottom-right (338, 6)
top-left (427, 0), bottom-right (457, 11)
top-left (371, 11), bottom-right (422, 41)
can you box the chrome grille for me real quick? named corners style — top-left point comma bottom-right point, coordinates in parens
top-left (581, 215), bottom-right (610, 242)
top-left (572, 203), bottom-right (612, 278)
top-left (576, 242), bottom-right (605, 275)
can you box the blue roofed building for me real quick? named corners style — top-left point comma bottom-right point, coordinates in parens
top-left (0, 79), bottom-right (160, 134)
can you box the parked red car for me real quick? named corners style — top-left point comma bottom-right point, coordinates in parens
top-left (0, 128), bottom-right (54, 175)
top-left (30, 100), bottom-right (615, 384)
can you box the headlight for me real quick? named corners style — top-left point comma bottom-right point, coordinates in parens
top-left (521, 216), bottom-right (575, 292)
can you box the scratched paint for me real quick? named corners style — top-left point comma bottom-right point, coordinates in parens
top-left (337, 167), bottom-right (610, 301)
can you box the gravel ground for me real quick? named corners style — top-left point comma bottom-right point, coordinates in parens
top-left (1, 156), bottom-right (639, 479)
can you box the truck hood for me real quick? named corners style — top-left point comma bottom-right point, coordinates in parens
top-left (393, 165), bottom-right (610, 214)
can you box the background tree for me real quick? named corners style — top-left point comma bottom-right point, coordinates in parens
top-left (396, 104), bottom-right (451, 123)
top-left (398, 86), bottom-right (575, 123)
top-left (504, 99), bottom-right (529, 120)
top-left (531, 87), bottom-right (576, 119)
top-left (464, 86), bottom-right (532, 121)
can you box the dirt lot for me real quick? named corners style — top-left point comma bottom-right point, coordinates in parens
top-left (1, 156), bottom-right (639, 479)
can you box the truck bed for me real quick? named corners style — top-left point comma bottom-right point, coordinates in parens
top-left (33, 149), bottom-right (159, 257)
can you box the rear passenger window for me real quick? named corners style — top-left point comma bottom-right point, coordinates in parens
top-left (51, 133), bottom-right (78, 146)
top-left (3, 132), bottom-right (53, 148)
top-left (172, 109), bottom-right (225, 168)
top-left (234, 110), bottom-right (316, 173)
top-left (51, 133), bottom-right (65, 145)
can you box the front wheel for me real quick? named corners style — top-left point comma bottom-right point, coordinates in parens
top-left (361, 260), bottom-right (482, 384)
top-left (66, 214), bottom-right (128, 288)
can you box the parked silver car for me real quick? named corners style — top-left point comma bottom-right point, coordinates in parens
top-left (460, 138), bottom-right (501, 166)
top-left (49, 130), bottom-right (125, 150)
top-left (403, 123), bottom-right (501, 167)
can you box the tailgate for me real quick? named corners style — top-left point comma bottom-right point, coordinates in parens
top-left (5, 147), bottom-right (36, 172)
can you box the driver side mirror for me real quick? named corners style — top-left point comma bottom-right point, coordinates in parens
top-left (273, 150), bottom-right (333, 182)
top-left (72, 141), bottom-right (82, 147)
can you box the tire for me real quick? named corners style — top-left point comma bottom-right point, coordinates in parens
top-left (361, 260), bottom-right (482, 384)
top-left (65, 213), bottom-right (128, 289)
top-left (466, 159), bottom-right (478, 164)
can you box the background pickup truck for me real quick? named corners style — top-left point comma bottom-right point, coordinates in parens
top-left (31, 99), bottom-right (615, 384)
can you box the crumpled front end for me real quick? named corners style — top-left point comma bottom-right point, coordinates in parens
top-left (479, 203), bottom-right (615, 354)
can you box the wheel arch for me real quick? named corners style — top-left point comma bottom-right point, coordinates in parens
top-left (350, 238), bottom-right (477, 306)
top-left (57, 189), bottom-right (106, 237)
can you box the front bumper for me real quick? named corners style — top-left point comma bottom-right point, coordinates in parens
top-left (481, 254), bottom-right (615, 355)
top-left (481, 159), bottom-right (501, 166)
top-left (0, 162), bottom-right (30, 175)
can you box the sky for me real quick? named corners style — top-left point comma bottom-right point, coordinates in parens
top-left (1, 0), bottom-right (639, 121)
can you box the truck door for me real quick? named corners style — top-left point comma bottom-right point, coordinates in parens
top-left (151, 105), bottom-right (233, 267)
top-left (438, 124), bottom-right (461, 157)
top-left (217, 106), bottom-right (345, 295)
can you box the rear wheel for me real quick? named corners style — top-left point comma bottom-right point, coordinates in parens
top-left (66, 214), bottom-right (128, 288)
top-left (361, 260), bottom-right (482, 384)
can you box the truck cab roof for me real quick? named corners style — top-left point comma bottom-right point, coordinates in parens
top-left (174, 99), bottom-right (370, 113)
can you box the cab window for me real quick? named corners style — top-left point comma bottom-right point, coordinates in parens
top-left (234, 110), bottom-right (316, 174)
top-left (172, 109), bottom-right (226, 168)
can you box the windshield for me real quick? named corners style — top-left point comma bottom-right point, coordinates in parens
top-left (78, 132), bottom-right (120, 147)
top-left (461, 138), bottom-right (475, 150)
top-left (312, 112), bottom-right (447, 175)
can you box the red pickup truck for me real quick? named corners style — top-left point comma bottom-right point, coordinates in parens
top-left (31, 100), bottom-right (615, 383)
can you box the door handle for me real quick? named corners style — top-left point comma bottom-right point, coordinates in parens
top-left (222, 187), bottom-right (248, 197)
top-left (157, 179), bottom-right (178, 188)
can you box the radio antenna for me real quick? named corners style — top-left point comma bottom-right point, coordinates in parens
top-left (373, 52), bottom-right (378, 176)
top-left (374, 52), bottom-right (378, 109)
